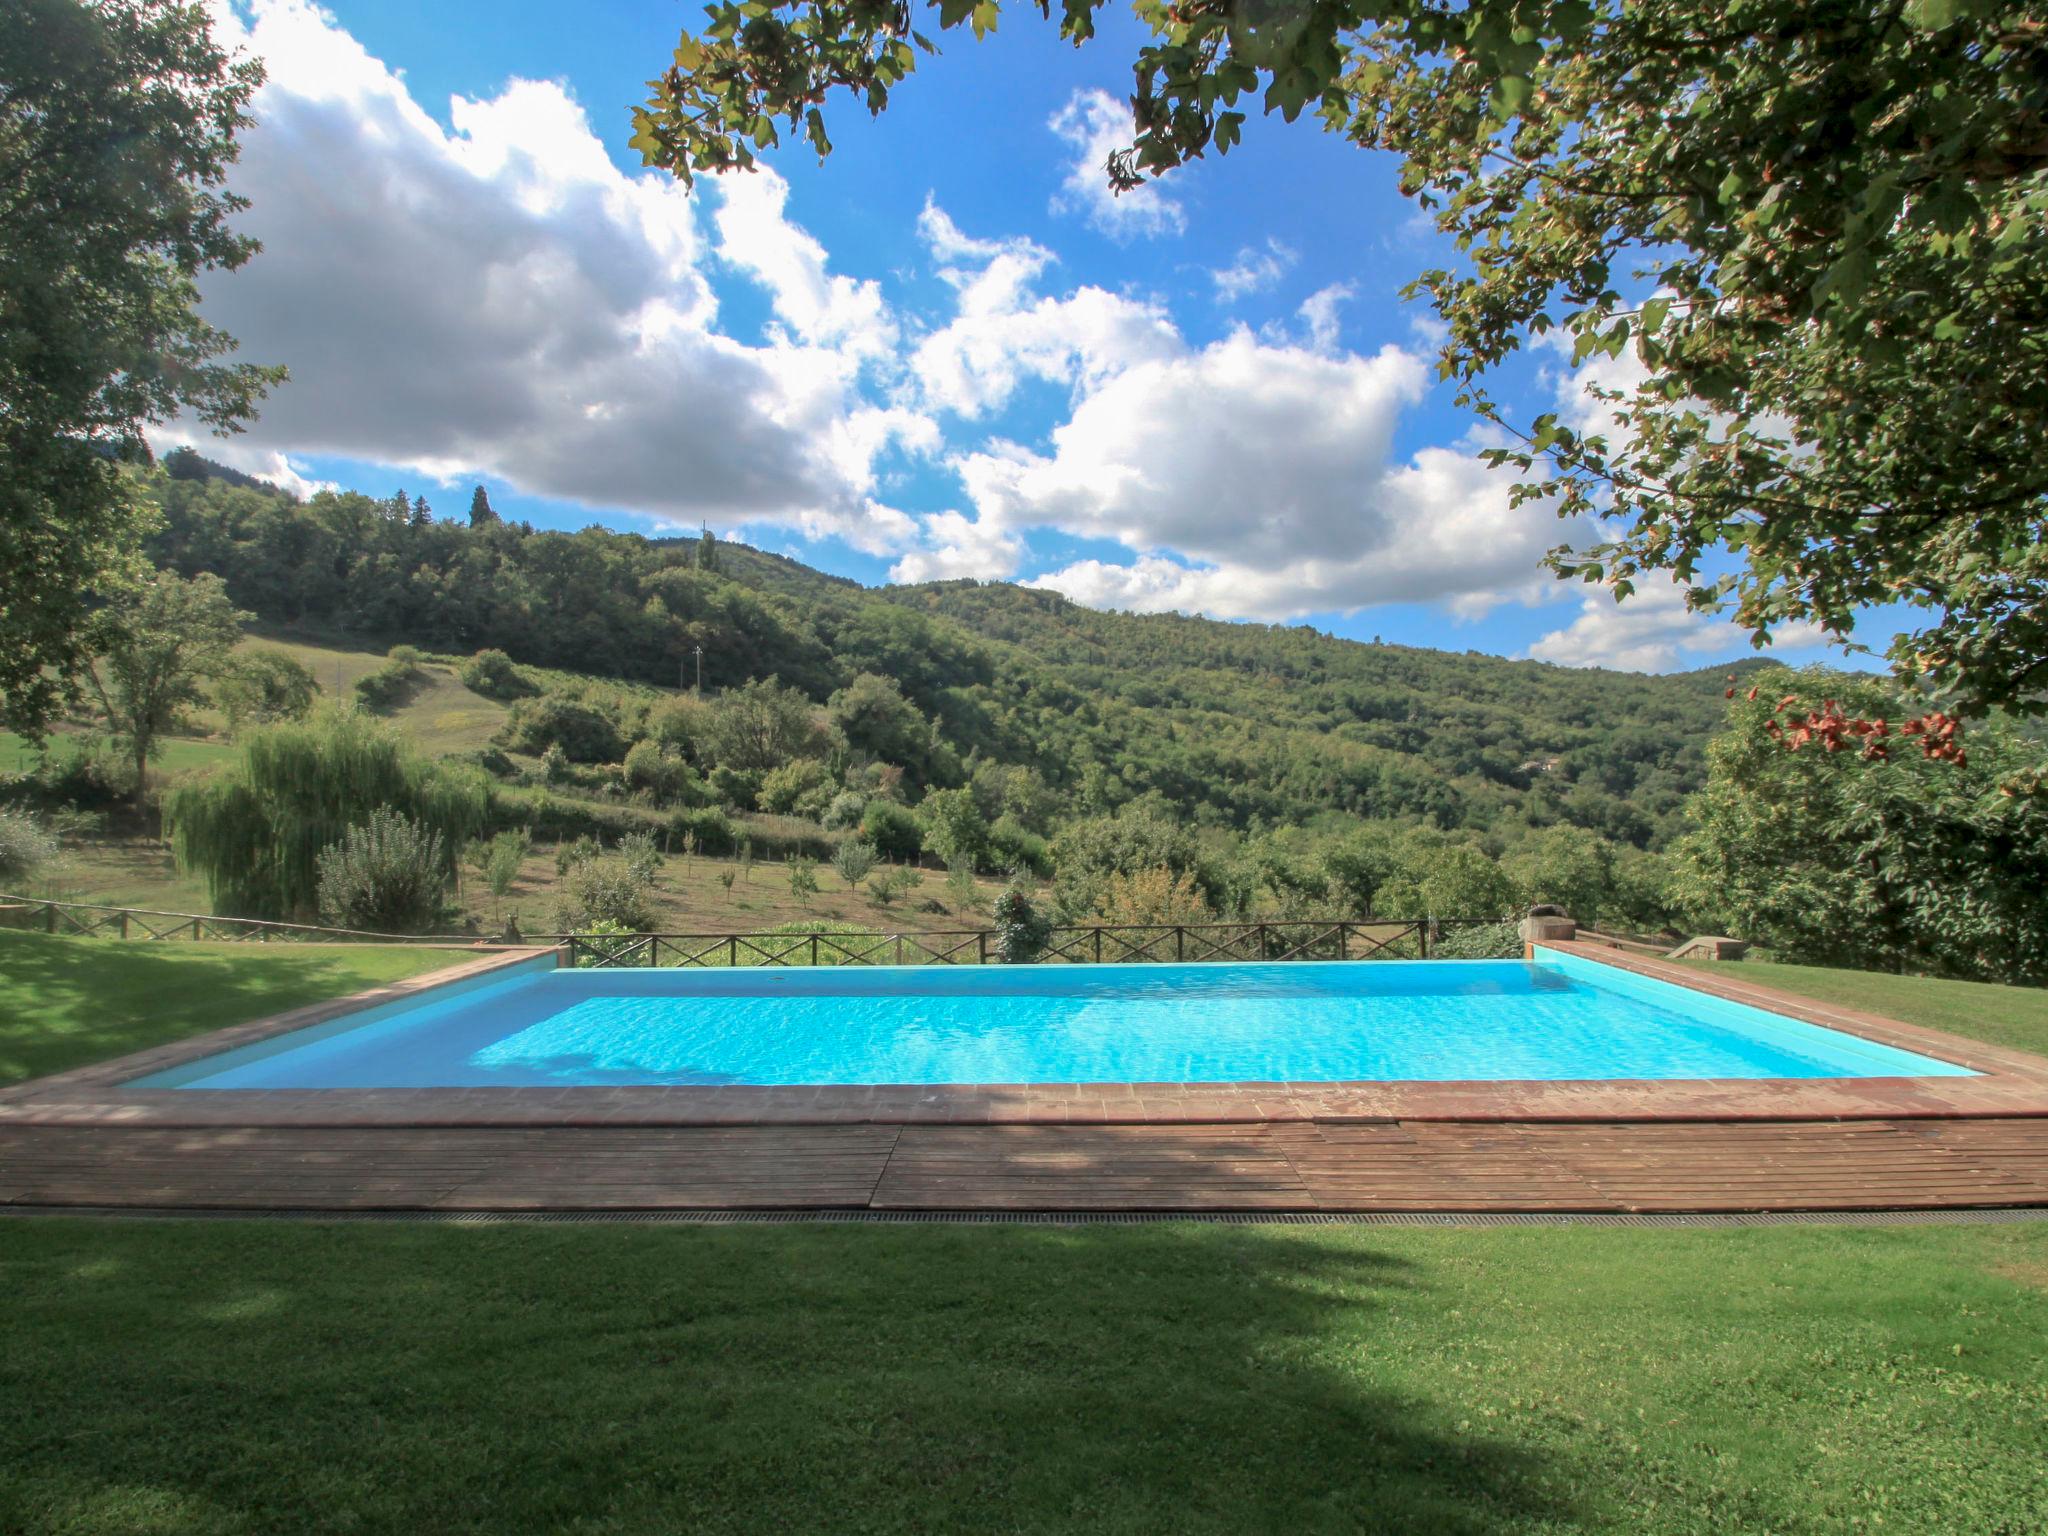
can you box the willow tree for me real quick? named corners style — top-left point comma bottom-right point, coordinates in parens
top-left (164, 708), bottom-right (490, 920)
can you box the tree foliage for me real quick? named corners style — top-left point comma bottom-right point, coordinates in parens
top-left (83, 570), bottom-right (248, 806)
top-left (216, 648), bottom-right (319, 732)
top-left (638, 0), bottom-right (2048, 717)
top-left (0, 0), bottom-right (282, 736)
top-left (164, 708), bottom-right (490, 920)
top-left (1673, 669), bottom-right (2048, 981)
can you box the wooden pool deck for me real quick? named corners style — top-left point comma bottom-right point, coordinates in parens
top-left (3, 943), bottom-right (2046, 1215)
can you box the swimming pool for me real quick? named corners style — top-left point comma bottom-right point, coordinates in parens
top-left (139, 948), bottom-right (1972, 1090)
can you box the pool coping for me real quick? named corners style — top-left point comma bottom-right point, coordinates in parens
top-left (4, 940), bottom-right (2047, 1128)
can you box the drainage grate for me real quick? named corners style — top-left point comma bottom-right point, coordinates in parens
top-left (5, 1205), bottom-right (2046, 1228)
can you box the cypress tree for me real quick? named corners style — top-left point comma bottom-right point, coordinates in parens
top-left (468, 485), bottom-right (499, 526)
top-left (697, 525), bottom-right (718, 572)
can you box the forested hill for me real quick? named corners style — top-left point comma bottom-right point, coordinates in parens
top-left (145, 458), bottom-right (1775, 847)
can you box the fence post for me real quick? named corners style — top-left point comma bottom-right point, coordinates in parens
top-left (1175, 926), bottom-right (1185, 962)
top-left (811, 932), bottom-right (820, 967)
top-left (45, 902), bottom-right (57, 934)
top-left (118, 911), bottom-right (129, 940)
top-left (728, 934), bottom-right (738, 968)
top-left (1418, 922), bottom-right (1430, 960)
top-left (895, 933), bottom-right (905, 966)
top-left (1093, 927), bottom-right (1102, 965)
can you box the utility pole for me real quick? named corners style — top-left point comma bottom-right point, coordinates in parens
top-left (692, 644), bottom-right (704, 694)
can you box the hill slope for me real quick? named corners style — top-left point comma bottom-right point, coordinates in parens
top-left (144, 459), bottom-right (1772, 846)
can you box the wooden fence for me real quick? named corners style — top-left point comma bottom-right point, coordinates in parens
top-left (0, 895), bottom-right (469, 946)
top-left (3, 894), bottom-right (1519, 967)
top-left (551, 917), bottom-right (1516, 970)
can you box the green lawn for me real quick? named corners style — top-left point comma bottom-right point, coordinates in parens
top-left (1685, 957), bottom-right (2048, 1057)
top-left (2, 1218), bottom-right (2044, 1534)
top-left (0, 931), bottom-right (460, 1086)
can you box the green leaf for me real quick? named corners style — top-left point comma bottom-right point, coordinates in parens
top-left (1490, 74), bottom-right (1532, 119)
top-left (1904, 0), bottom-right (1957, 28)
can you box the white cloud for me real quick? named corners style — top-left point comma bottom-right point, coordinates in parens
top-left (1210, 239), bottom-right (1296, 302)
top-left (1047, 89), bottom-right (1185, 241)
top-left (910, 207), bottom-right (1179, 417)
top-left (1523, 577), bottom-right (1797, 672)
top-left (172, 0), bottom-right (919, 553)
top-left (1299, 284), bottom-right (1353, 353)
top-left (889, 509), bottom-right (1025, 583)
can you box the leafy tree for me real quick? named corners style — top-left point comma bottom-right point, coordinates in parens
top-left (1504, 826), bottom-right (1618, 926)
top-left (1323, 825), bottom-right (1402, 919)
top-left (1048, 805), bottom-right (1214, 921)
top-left (827, 672), bottom-right (930, 775)
top-left (860, 799), bottom-right (922, 861)
top-left (697, 526), bottom-right (719, 573)
top-left (831, 838), bottom-right (877, 886)
top-left (639, 0), bottom-right (2048, 717)
top-left (499, 693), bottom-right (625, 764)
top-left (1673, 669), bottom-right (2048, 981)
top-left (467, 485), bottom-right (499, 527)
top-left (1376, 836), bottom-right (1527, 921)
top-left (0, 0), bottom-right (282, 738)
top-left (786, 855), bottom-right (820, 904)
top-left (215, 648), bottom-right (318, 732)
top-left (702, 676), bottom-right (819, 771)
top-left (758, 757), bottom-right (832, 816)
top-left (316, 808), bottom-right (449, 934)
top-left (83, 569), bottom-right (248, 807)
top-left (917, 787), bottom-right (988, 871)
top-left (164, 708), bottom-right (489, 920)
top-left (1096, 867), bottom-right (1212, 926)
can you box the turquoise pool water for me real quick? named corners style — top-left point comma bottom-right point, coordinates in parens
top-left (141, 950), bottom-right (1973, 1089)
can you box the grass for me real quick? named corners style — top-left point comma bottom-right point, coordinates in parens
top-left (0, 931), bottom-right (459, 1086)
top-left (2, 1218), bottom-right (2045, 1533)
top-left (1686, 957), bottom-right (2048, 1057)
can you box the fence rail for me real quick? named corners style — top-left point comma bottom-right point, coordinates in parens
top-left (0, 894), bottom-right (474, 946)
top-left (549, 917), bottom-right (1518, 970)
top-left (2, 894), bottom-right (1520, 966)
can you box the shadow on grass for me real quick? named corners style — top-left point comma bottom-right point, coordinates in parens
top-left (0, 932), bottom-right (446, 1086)
top-left (0, 1220), bottom-right (1573, 1534)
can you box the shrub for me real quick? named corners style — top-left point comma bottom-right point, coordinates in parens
top-left (555, 834), bottom-right (602, 876)
top-left (353, 657), bottom-right (420, 712)
top-left (0, 811), bottom-right (60, 883)
top-left (758, 758), bottom-right (829, 815)
top-left (1430, 920), bottom-right (1523, 960)
top-left (569, 917), bottom-right (643, 967)
top-left (831, 839), bottom-right (877, 886)
top-left (667, 805), bottom-right (737, 856)
top-left (820, 788), bottom-right (867, 831)
top-left (622, 740), bottom-right (703, 806)
top-left (1096, 867), bottom-right (1212, 926)
top-left (554, 856), bottom-right (657, 932)
top-left (987, 814), bottom-right (1051, 879)
top-left (386, 644), bottom-right (426, 666)
top-left (860, 800), bottom-right (922, 861)
top-left (992, 878), bottom-right (1052, 964)
top-left (216, 649), bottom-right (319, 731)
top-left (499, 694), bottom-right (624, 764)
top-left (315, 808), bottom-right (450, 933)
top-left (479, 829), bottom-right (530, 899)
top-left (457, 648), bottom-right (534, 701)
top-left (866, 865), bottom-right (919, 908)
top-left (619, 829), bottom-right (663, 885)
top-left (708, 764), bottom-right (763, 809)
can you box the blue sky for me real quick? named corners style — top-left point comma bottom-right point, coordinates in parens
top-left (172, 0), bottom-right (1886, 673)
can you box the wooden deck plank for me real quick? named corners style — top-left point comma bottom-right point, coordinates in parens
top-left (2, 1117), bottom-right (2044, 1214)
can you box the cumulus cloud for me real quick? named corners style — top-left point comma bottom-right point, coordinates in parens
top-left (910, 205), bottom-right (1179, 417)
top-left (1210, 239), bottom-right (1296, 302)
top-left (174, 0), bottom-right (922, 552)
top-left (1523, 576), bottom-right (1852, 673)
top-left (1047, 89), bottom-right (1185, 241)
top-left (1299, 284), bottom-right (1353, 353)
